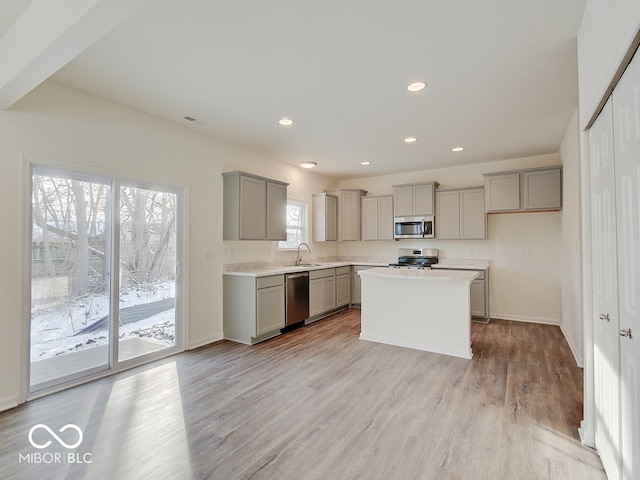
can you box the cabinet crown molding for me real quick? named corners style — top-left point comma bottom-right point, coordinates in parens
top-left (222, 170), bottom-right (289, 186)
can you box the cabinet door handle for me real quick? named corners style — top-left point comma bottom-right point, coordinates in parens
top-left (619, 328), bottom-right (633, 339)
top-left (599, 313), bottom-right (610, 322)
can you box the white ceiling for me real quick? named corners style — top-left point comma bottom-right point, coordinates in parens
top-left (3, 0), bottom-right (586, 180)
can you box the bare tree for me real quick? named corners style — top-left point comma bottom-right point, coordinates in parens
top-left (70, 180), bottom-right (89, 296)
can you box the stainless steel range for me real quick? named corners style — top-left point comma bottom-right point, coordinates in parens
top-left (389, 248), bottom-right (439, 269)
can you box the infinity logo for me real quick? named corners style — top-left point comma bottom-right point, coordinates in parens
top-left (28, 424), bottom-right (83, 450)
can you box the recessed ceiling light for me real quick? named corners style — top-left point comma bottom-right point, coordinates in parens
top-left (404, 137), bottom-right (417, 143)
top-left (361, 161), bottom-right (371, 166)
top-left (279, 118), bottom-right (293, 126)
top-left (452, 147), bottom-right (464, 152)
top-left (300, 161), bottom-right (317, 169)
top-left (407, 82), bottom-right (426, 92)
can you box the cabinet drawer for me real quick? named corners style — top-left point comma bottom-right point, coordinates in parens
top-left (309, 268), bottom-right (335, 280)
top-left (335, 266), bottom-right (351, 276)
top-left (257, 274), bottom-right (284, 289)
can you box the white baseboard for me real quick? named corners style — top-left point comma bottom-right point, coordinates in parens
top-left (359, 333), bottom-right (473, 360)
top-left (492, 314), bottom-right (583, 367)
top-left (490, 313), bottom-right (560, 325)
top-left (188, 333), bottom-right (224, 350)
top-left (579, 419), bottom-right (596, 449)
top-left (0, 395), bottom-right (20, 413)
top-left (560, 323), bottom-right (584, 368)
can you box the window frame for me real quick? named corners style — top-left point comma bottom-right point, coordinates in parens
top-left (278, 199), bottom-right (309, 251)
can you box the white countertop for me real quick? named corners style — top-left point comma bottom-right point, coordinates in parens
top-left (223, 261), bottom-right (388, 277)
top-left (222, 257), bottom-right (488, 277)
top-left (358, 267), bottom-right (479, 282)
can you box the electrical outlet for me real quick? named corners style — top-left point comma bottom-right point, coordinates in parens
top-left (205, 250), bottom-right (214, 261)
top-left (467, 248), bottom-right (473, 255)
top-left (526, 248), bottom-right (533, 257)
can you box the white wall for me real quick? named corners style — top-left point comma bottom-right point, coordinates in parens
top-left (578, 0), bottom-right (640, 128)
top-left (0, 80), bottom-right (337, 411)
top-left (559, 109), bottom-right (583, 366)
top-left (339, 154), bottom-right (563, 324)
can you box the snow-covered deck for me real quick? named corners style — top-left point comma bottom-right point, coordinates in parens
top-left (31, 337), bottom-right (170, 387)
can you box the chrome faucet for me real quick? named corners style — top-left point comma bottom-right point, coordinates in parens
top-left (296, 243), bottom-right (311, 266)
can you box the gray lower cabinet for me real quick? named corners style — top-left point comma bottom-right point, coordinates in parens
top-left (432, 267), bottom-right (489, 322)
top-left (308, 266), bottom-right (351, 321)
top-left (223, 274), bottom-right (285, 344)
top-left (336, 266), bottom-right (351, 307)
top-left (309, 268), bottom-right (336, 318)
top-left (351, 265), bottom-right (376, 306)
top-left (470, 277), bottom-right (486, 318)
top-left (469, 270), bottom-right (489, 321)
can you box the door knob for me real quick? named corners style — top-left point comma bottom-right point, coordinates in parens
top-left (599, 313), bottom-right (610, 321)
top-left (619, 328), bottom-right (633, 339)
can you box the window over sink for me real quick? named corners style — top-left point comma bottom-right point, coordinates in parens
top-left (278, 199), bottom-right (309, 250)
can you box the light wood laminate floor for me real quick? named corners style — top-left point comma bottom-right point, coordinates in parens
top-left (1, 310), bottom-right (606, 479)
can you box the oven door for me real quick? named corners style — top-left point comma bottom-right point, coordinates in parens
top-left (394, 217), bottom-right (425, 238)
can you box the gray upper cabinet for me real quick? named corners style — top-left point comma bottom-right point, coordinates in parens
top-left (483, 167), bottom-right (562, 213)
top-left (522, 168), bottom-right (562, 210)
top-left (392, 182), bottom-right (438, 216)
top-left (435, 187), bottom-right (486, 240)
top-left (460, 188), bottom-right (486, 239)
top-left (484, 173), bottom-right (520, 212)
top-left (266, 181), bottom-right (287, 240)
top-left (393, 185), bottom-right (413, 216)
top-left (223, 171), bottom-right (289, 240)
top-left (312, 193), bottom-right (338, 241)
top-left (435, 190), bottom-right (460, 239)
top-left (361, 195), bottom-right (393, 241)
top-left (324, 189), bottom-right (367, 241)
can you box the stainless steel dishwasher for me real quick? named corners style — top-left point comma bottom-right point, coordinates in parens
top-left (285, 272), bottom-right (309, 327)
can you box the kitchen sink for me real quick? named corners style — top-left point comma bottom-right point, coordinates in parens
top-left (297, 263), bottom-right (323, 267)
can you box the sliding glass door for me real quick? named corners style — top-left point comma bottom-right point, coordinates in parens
top-left (29, 166), bottom-right (183, 393)
top-left (117, 186), bottom-right (177, 363)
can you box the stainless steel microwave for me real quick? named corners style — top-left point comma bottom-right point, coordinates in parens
top-left (394, 216), bottom-right (434, 239)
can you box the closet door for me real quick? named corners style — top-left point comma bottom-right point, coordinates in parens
top-left (613, 53), bottom-right (640, 480)
top-left (589, 98), bottom-right (622, 480)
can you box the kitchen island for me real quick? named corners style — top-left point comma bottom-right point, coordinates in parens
top-left (358, 267), bottom-right (479, 359)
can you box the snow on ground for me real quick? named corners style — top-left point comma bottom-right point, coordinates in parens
top-left (31, 282), bottom-right (175, 361)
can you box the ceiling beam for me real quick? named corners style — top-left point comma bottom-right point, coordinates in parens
top-left (0, 0), bottom-right (154, 110)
